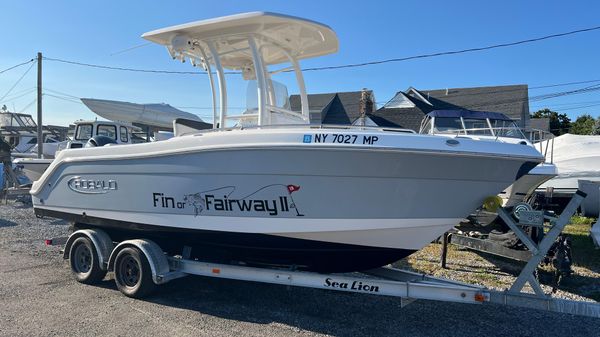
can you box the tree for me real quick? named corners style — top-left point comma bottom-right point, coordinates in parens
top-left (593, 118), bottom-right (600, 135)
top-left (570, 114), bottom-right (596, 135)
top-left (530, 108), bottom-right (571, 136)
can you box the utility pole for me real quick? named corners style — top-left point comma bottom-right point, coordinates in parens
top-left (36, 52), bottom-right (43, 158)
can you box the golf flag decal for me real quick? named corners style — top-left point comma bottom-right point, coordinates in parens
top-left (287, 185), bottom-right (300, 193)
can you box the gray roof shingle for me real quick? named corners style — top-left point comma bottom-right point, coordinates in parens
top-left (367, 94), bottom-right (434, 131)
top-left (421, 85), bottom-right (530, 127)
top-left (290, 90), bottom-right (372, 124)
top-left (368, 85), bottom-right (530, 131)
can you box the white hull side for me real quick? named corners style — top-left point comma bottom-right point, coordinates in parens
top-left (13, 158), bottom-right (52, 182)
top-left (273, 223), bottom-right (457, 250)
top-left (35, 205), bottom-right (459, 250)
top-left (32, 128), bottom-right (543, 252)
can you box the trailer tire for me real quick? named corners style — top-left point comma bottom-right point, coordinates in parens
top-left (113, 247), bottom-right (156, 298)
top-left (69, 236), bottom-right (106, 284)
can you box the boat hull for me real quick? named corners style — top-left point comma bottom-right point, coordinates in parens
top-left (36, 208), bottom-right (414, 272)
top-left (13, 158), bottom-right (52, 182)
top-left (500, 163), bottom-right (557, 207)
top-left (31, 129), bottom-right (542, 272)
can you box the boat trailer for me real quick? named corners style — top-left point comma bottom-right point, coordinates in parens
top-left (49, 190), bottom-right (599, 318)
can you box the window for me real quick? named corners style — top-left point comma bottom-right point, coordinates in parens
top-left (490, 119), bottom-right (524, 139)
top-left (120, 126), bottom-right (129, 142)
top-left (433, 117), bottom-right (463, 133)
top-left (97, 124), bottom-right (117, 140)
top-left (462, 118), bottom-right (492, 135)
top-left (75, 124), bottom-right (93, 140)
top-left (27, 137), bottom-right (37, 144)
top-left (419, 118), bottom-right (433, 134)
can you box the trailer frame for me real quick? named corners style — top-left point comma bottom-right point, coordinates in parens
top-left (55, 214), bottom-right (600, 319)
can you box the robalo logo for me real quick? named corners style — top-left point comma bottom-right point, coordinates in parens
top-left (67, 176), bottom-right (118, 194)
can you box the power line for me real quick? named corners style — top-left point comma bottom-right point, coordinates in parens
top-left (0, 59), bottom-right (35, 75)
top-left (530, 79), bottom-right (600, 89)
top-left (553, 103), bottom-right (600, 112)
top-left (531, 99), bottom-right (600, 107)
top-left (301, 25), bottom-right (600, 71)
top-left (1, 87), bottom-right (37, 102)
top-left (41, 24), bottom-right (600, 75)
top-left (43, 57), bottom-right (204, 75)
top-left (44, 88), bottom-right (81, 99)
top-left (530, 84), bottom-right (600, 102)
top-left (43, 93), bottom-right (85, 104)
top-left (0, 61), bottom-right (36, 102)
top-left (110, 42), bottom-right (152, 56)
top-left (19, 98), bottom-right (37, 112)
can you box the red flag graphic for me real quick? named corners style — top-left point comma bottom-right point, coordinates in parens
top-left (287, 185), bottom-right (301, 193)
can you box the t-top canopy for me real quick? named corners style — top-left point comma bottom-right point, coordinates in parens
top-left (142, 12), bottom-right (338, 69)
top-left (426, 110), bottom-right (512, 121)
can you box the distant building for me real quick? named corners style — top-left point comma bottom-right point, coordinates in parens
top-left (290, 89), bottom-right (375, 125)
top-left (292, 84), bottom-right (531, 132)
top-left (530, 117), bottom-right (550, 132)
top-left (367, 84), bottom-right (531, 132)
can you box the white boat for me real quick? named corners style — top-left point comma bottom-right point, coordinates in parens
top-left (14, 120), bottom-right (137, 182)
top-left (419, 110), bottom-right (557, 208)
top-left (30, 12), bottom-right (543, 272)
top-left (539, 133), bottom-right (600, 192)
top-left (80, 98), bottom-right (205, 129)
top-left (0, 110), bottom-right (66, 157)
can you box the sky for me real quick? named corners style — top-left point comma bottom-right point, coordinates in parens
top-left (1, 0), bottom-right (600, 126)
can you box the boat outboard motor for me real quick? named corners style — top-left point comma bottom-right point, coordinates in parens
top-left (85, 135), bottom-right (118, 148)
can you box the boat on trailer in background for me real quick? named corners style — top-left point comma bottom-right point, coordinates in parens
top-left (32, 12), bottom-right (543, 284)
top-left (419, 109), bottom-right (557, 213)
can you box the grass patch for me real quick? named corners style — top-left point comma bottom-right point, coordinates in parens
top-left (569, 215), bottom-right (595, 225)
top-left (563, 222), bottom-right (600, 272)
top-left (396, 220), bottom-right (600, 299)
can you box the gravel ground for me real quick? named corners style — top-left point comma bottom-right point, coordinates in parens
top-left (0, 200), bottom-right (599, 337)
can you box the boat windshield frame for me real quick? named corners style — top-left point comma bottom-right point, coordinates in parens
top-left (420, 115), bottom-right (528, 140)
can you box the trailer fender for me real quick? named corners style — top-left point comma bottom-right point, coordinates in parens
top-left (63, 229), bottom-right (114, 271)
top-left (107, 239), bottom-right (170, 285)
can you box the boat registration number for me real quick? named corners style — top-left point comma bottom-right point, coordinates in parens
top-left (303, 133), bottom-right (379, 145)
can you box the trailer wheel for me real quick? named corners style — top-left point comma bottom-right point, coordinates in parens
top-left (113, 247), bottom-right (156, 298)
top-left (69, 236), bottom-right (106, 284)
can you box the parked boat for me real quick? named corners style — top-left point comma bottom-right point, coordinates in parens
top-left (80, 98), bottom-right (205, 129)
top-left (539, 133), bottom-right (600, 192)
top-left (31, 12), bottom-right (543, 272)
top-left (0, 110), bottom-right (68, 157)
top-left (14, 120), bottom-right (137, 182)
top-left (419, 110), bottom-right (557, 208)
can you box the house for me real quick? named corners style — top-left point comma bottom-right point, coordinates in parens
top-left (290, 84), bottom-right (531, 132)
top-left (366, 84), bottom-right (531, 132)
top-left (530, 117), bottom-right (550, 132)
top-left (289, 89), bottom-right (375, 124)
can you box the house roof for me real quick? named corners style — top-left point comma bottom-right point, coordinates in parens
top-left (421, 85), bottom-right (529, 124)
top-left (369, 84), bottom-right (530, 132)
top-left (367, 93), bottom-right (434, 131)
top-left (426, 109), bottom-right (511, 121)
top-left (290, 90), bottom-right (372, 124)
top-left (367, 107), bottom-right (425, 131)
